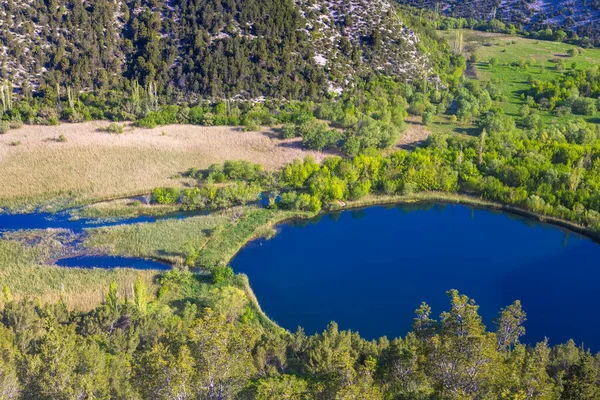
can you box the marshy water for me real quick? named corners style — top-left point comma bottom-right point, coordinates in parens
top-left (231, 203), bottom-right (600, 349)
top-left (56, 255), bottom-right (171, 270)
top-left (0, 209), bottom-right (190, 270)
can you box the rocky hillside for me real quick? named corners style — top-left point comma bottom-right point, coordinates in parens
top-left (398, 0), bottom-right (600, 39)
top-left (295, 0), bottom-right (431, 93)
top-left (0, 0), bottom-right (433, 100)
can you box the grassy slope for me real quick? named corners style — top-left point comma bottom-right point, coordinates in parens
top-left (439, 30), bottom-right (600, 125)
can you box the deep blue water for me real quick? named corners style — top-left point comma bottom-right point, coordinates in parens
top-left (0, 210), bottom-right (202, 233)
top-left (56, 255), bottom-right (171, 271)
top-left (231, 203), bottom-right (600, 349)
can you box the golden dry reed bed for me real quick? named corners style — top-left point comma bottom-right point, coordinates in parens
top-left (0, 121), bottom-right (325, 209)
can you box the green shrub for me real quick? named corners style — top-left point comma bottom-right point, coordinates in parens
top-left (309, 195), bottom-right (322, 212)
top-left (151, 188), bottom-right (181, 204)
top-left (9, 114), bottom-right (22, 129)
top-left (223, 182), bottom-right (262, 205)
top-left (0, 120), bottom-right (9, 134)
top-left (223, 160), bottom-right (264, 181)
top-left (298, 121), bottom-right (342, 151)
top-left (67, 110), bottom-right (85, 123)
top-left (36, 107), bottom-right (60, 125)
top-left (244, 119), bottom-right (260, 132)
top-left (57, 134), bottom-right (67, 142)
top-left (422, 111), bottom-right (435, 126)
top-left (572, 97), bottom-right (597, 116)
top-left (105, 123), bottom-right (124, 134)
top-left (177, 106), bottom-right (190, 124)
top-left (206, 165), bottom-right (227, 183)
top-left (281, 124), bottom-right (297, 139)
top-left (279, 192), bottom-right (299, 210)
top-left (188, 105), bottom-right (205, 125)
top-left (135, 115), bottom-right (157, 129)
top-left (212, 266), bottom-right (235, 284)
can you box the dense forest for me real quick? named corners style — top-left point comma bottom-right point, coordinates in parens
top-left (0, 0), bottom-right (430, 102)
top-left (0, 280), bottom-right (598, 399)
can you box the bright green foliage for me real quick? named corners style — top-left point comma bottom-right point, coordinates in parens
top-left (494, 300), bottom-right (527, 351)
top-left (207, 286), bottom-right (249, 323)
top-left (151, 188), bottom-right (180, 204)
top-left (0, 326), bottom-right (20, 399)
top-left (212, 266), bottom-right (235, 285)
top-left (135, 343), bottom-right (195, 399)
top-left (529, 68), bottom-right (600, 115)
top-left (247, 374), bottom-right (309, 399)
top-left (105, 281), bottom-right (119, 313)
top-left (189, 309), bottom-right (258, 398)
top-left (297, 121), bottom-right (343, 151)
top-left (134, 277), bottom-right (148, 315)
top-left (281, 157), bottom-right (321, 189)
top-left (0, 284), bottom-right (596, 398)
top-left (2, 286), bottom-right (12, 304)
top-left (222, 161), bottom-right (264, 182)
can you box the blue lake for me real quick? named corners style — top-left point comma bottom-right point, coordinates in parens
top-left (231, 203), bottom-right (600, 349)
top-left (56, 255), bottom-right (171, 271)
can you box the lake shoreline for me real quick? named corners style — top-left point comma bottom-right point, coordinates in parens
top-left (330, 192), bottom-right (600, 244)
top-left (6, 191), bottom-right (598, 269)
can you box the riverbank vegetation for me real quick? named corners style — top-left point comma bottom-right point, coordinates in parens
top-left (84, 207), bottom-right (312, 268)
top-left (0, 206), bottom-right (310, 309)
top-left (151, 121), bottom-right (600, 241)
top-left (0, 281), bottom-right (598, 399)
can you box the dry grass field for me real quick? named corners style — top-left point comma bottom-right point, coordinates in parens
top-left (0, 122), bottom-right (325, 209)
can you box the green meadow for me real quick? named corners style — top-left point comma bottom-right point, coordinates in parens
top-left (438, 30), bottom-right (600, 127)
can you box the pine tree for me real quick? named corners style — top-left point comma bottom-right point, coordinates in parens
top-left (561, 352), bottom-right (599, 400)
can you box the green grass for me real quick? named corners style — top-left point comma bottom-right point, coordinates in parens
top-left (84, 212), bottom-right (229, 264)
top-left (439, 30), bottom-right (600, 126)
top-left (73, 199), bottom-right (182, 220)
top-left (85, 206), bottom-right (313, 268)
